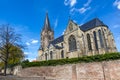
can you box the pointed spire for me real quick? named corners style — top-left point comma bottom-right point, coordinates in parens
top-left (43, 12), bottom-right (52, 31)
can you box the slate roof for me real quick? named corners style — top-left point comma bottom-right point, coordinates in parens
top-left (53, 45), bottom-right (63, 49)
top-left (46, 18), bottom-right (107, 49)
top-left (48, 35), bottom-right (64, 49)
top-left (80, 18), bottom-right (107, 31)
top-left (50, 35), bottom-right (64, 44)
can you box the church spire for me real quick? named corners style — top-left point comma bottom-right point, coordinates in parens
top-left (40, 12), bottom-right (54, 51)
top-left (43, 12), bottom-right (52, 31)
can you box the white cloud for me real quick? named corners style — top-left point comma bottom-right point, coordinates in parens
top-left (54, 19), bottom-right (58, 29)
top-left (81, 6), bottom-right (99, 23)
top-left (64, 0), bottom-right (70, 6)
top-left (79, 8), bottom-right (86, 13)
top-left (70, 0), bottom-right (77, 7)
top-left (73, 20), bottom-right (77, 23)
top-left (62, 29), bottom-right (66, 35)
top-left (113, 0), bottom-right (120, 10)
top-left (70, 0), bottom-right (92, 14)
top-left (25, 39), bottom-right (39, 46)
top-left (24, 52), bottom-right (29, 55)
top-left (31, 39), bottom-right (38, 44)
top-left (79, 7), bottom-right (91, 13)
top-left (84, 0), bottom-right (92, 7)
top-left (70, 7), bottom-right (75, 12)
top-left (64, 0), bottom-right (77, 7)
top-left (26, 42), bottom-right (30, 46)
top-left (113, 24), bottom-right (120, 28)
top-left (26, 58), bottom-right (36, 62)
top-left (25, 39), bottom-right (39, 48)
top-left (70, 7), bottom-right (91, 14)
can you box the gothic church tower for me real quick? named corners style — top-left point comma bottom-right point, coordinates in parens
top-left (41, 13), bottom-right (54, 51)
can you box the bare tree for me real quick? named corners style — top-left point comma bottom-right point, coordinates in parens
top-left (0, 24), bottom-right (24, 76)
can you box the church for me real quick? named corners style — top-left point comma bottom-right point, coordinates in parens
top-left (37, 13), bottom-right (117, 61)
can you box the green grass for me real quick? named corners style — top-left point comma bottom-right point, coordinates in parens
top-left (21, 52), bottom-right (120, 68)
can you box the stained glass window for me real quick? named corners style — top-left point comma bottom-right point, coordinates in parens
top-left (87, 34), bottom-right (92, 50)
top-left (50, 51), bottom-right (53, 59)
top-left (93, 31), bottom-right (98, 50)
top-left (61, 50), bottom-right (64, 58)
top-left (69, 35), bottom-right (77, 51)
top-left (98, 30), bottom-right (104, 48)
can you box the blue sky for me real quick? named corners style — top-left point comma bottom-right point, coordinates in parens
top-left (0, 0), bottom-right (120, 61)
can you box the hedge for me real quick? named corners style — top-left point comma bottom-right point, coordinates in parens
top-left (21, 52), bottom-right (120, 68)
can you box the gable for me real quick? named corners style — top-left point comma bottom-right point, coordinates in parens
top-left (64, 20), bottom-right (79, 34)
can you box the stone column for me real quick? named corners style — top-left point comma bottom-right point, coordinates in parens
top-left (108, 32), bottom-right (113, 52)
top-left (84, 34), bottom-right (88, 56)
top-left (110, 33), bottom-right (117, 52)
top-left (104, 30), bottom-right (109, 53)
top-left (82, 34), bottom-right (86, 55)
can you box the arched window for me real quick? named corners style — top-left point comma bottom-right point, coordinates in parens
top-left (104, 29), bottom-right (106, 32)
top-left (93, 31), bottom-right (98, 50)
top-left (69, 35), bottom-right (77, 51)
top-left (82, 34), bottom-right (85, 47)
top-left (102, 30), bottom-right (107, 48)
top-left (61, 50), bottom-right (64, 58)
top-left (98, 30), bottom-right (104, 48)
top-left (87, 34), bottom-right (92, 50)
top-left (45, 53), bottom-right (47, 60)
top-left (61, 43), bottom-right (63, 47)
top-left (50, 51), bottom-right (53, 59)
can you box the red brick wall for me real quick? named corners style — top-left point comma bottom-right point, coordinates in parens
top-left (17, 60), bottom-right (120, 80)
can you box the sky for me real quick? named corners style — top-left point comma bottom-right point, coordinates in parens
top-left (0, 0), bottom-right (120, 61)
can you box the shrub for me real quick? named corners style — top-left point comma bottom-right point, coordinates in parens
top-left (21, 52), bottom-right (120, 68)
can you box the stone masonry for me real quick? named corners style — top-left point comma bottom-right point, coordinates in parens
top-left (37, 13), bottom-right (117, 61)
top-left (16, 60), bottom-right (120, 80)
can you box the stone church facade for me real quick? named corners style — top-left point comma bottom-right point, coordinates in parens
top-left (37, 13), bottom-right (117, 61)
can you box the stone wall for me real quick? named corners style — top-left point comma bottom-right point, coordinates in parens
top-left (16, 60), bottom-right (120, 80)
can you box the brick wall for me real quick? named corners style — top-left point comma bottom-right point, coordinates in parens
top-left (16, 60), bottom-right (120, 80)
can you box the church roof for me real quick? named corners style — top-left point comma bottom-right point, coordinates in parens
top-left (48, 35), bottom-right (64, 49)
top-left (42, 12), bottom-right (52, 31)
top-left (50, 35), bottom-right (64, 44)
top-left (53, 45), bottom-right (63, 49)
top-left (80, 18), bottom-right (107, 31)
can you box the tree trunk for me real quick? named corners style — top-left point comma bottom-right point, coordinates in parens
top-left (4, 61), bottom-right (7, 76)
top-left (4, 52), bottom-right (9, 76)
